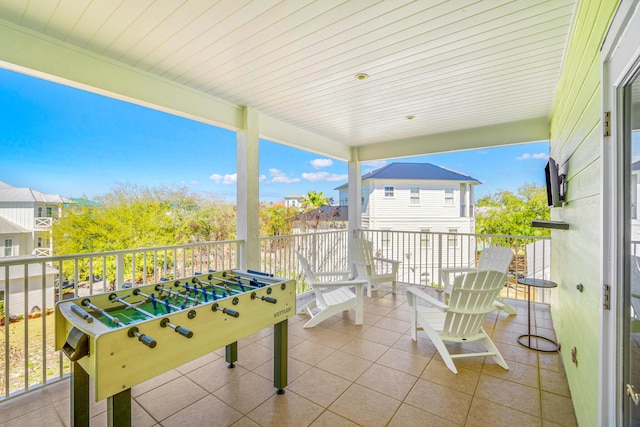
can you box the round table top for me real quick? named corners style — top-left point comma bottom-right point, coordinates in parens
top-left (517, 277), bottom-right (558, 288)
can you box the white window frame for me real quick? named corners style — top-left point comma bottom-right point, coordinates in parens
top-left (444, 188), bottom-right (454, 205)
top-left (384, 186), bottom-right (395, 198)
top-left (410, 187), bottom-right (420, 205)
top-left (447, 228), bottom-right (458, 249)
top-left (3, 238), bottom-right (13, 257)
top-left (420, 228), bottom-right (431, 249)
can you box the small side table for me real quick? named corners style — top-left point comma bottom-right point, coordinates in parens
top-left (517, 278), bottom-right (558, 352)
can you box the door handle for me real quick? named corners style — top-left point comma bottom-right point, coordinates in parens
top-left (627, 384), bottom-right (640, 406)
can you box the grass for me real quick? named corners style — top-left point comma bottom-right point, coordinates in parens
top-left (0, 312), bottom-right (69, 398)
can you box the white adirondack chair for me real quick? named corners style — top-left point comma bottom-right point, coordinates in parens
top-left (406, 270), bottom-right (510, 374)
top-left (440, 246), bottom-right (516, 315)
top-left (296, 252), bottom-right (367, 328)
top-left (350, 238), bottom-right (400, 297)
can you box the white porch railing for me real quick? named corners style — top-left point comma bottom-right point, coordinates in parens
top-left (1, 230), bottom-right (550, 401)
top-left (34, 217), bottom-right (53, 228)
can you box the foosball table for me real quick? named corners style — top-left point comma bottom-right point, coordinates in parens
top-left (55, 269), bottom-right (295, 427)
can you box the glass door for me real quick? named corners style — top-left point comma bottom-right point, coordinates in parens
top-left (625, 71), bottom-right (640, 426)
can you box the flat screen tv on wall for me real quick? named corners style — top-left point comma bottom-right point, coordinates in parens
top-left (545, 157), bottom-right (563, 207)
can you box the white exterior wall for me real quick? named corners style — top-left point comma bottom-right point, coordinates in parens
top-left (0, 273), bottom-right (57, 316)
top-left (361, 179), bottom-right (475, 233)
top-left (0, 203), bottom-right (35, 229)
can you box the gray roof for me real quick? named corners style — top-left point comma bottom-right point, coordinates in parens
top-left (291, 206), bottom-right (348, 222)
top-left (0, 183), bottom-right (71, 203)
top-left (0, 216), bottom-right (30, 234)
top-left (335, 162), bottom-right (480, 190)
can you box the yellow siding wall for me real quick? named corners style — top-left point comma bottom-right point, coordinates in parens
top-left (548, 0), bottom-right (619, 425)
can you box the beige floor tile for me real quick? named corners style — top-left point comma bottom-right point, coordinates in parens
top-left (307, 328), bottom-right (354, 349)
top-left (356, 363), bottom-right (418, 401)
top-left (135, 376), bottom-right (208, 421)
top-left (256, 329), bottom-right (306, 350)
top-left (360, 325), bottom-right (403, 346)
top-left (328, 318), bottom-right (369, 335)
top-left (384, 307), bottom-right (412, 322)
top-left (377, 347), bottom-right (430, 377)
top-left (185, 357), bottom-right (249, 393)
top-left (234, 342), bottom-right (274, 371)
top-left (373, 316), bottom-right (411, 334)
top-left (482, 359), bottom-right (539, 389)
top-left (421, 359), bottom-right (480, 393)
top-left (253, 356), bottom-right (313, 384)
top-left (230, 416), bottom-right (261, 427)
top-left (310, 410), bottom-right (360, 426)
top-left (213, 372), bottom-right (276, 414)
top-left (289, 339), bottom-right (336, 366)
top-left (495, 341), bottom-right (539, 367)
top-left (0, 387), bottom-right (52, 421)
top-left (315, 349), bottom-right (373, 382)
top-left (339, 337), bottom-right (389, 362)
top-left (540, 368), bottom-right (571, 397)
top-left (538, 352), bottom-right (564, 373)
top-left (329, 383), bottom-right (401, 427)
top-left (474, 375), bottom-right (540, 417)
top-left (174, 351), bottom-right (220, 375)
top-left (404, 378), bottom-right (472, 425)
top-left (363, 303), bottom-right (395, 317)
top-left (247, 390), bottom-right (324, 427)
top-left (287, 367), bottom-right (351, 407)
top-left (541, 391), bottom-right (578, 426)
top-left (466, 396), bottom-right (542, 426)
top-left (0, 405), bottom-right (64, 427)
top-left (132, 369), bottom-right (182, 397)
top-left (392, 334), bottom-right (437, 358)
top-left (161, 395), bottom-right (242, 427)
top-left (387, 403), bottom-right (459, 427)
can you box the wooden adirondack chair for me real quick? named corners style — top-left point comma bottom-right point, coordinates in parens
top-left (296, 252), bottom-right (367, 328)
top-left (440, 246), bottom-right (516, 315)
top-left (350, 238), bottom-right (400, 297)
top-left (406, 270), bottom-right (510, 374)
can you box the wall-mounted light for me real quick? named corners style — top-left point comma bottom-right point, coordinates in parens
top-left (354, 73), bottom-right (369, 81)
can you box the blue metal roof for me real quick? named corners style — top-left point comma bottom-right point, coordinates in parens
top-left (335, 162), bottom-right (480, 189)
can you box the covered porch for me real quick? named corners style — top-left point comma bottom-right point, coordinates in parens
top-left (0, 285), bottom-right (574, 427)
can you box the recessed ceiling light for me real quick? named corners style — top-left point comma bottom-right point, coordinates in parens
top-left (406, 115), bottom-right (416, 120)
top-left (354, 73), bottom-right (369, 81)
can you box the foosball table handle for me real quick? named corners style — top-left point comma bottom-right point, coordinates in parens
top-left (128, 327), bottom-right (157, 348)
top-left (211, 303), bottom-right (240, 318)
top-left (250, 292), bottom-right (277, 304)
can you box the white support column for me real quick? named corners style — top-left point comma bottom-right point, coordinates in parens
top-left (236, 106), bottom-right (260, 271)
top-left (348, 148), bottom-right (362, 237)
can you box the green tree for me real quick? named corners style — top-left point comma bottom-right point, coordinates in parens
top-left (52, 184), bottom-right (236, 283)
top-left (300, 190), bottom-right (331, 211)
top-left (259, 205), bottom-right (297, 237)
top-left (475, 184), bottom-right (550, 237)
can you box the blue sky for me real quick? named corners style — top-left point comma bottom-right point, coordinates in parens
top-left (0, 68), bottom-right (549, 203)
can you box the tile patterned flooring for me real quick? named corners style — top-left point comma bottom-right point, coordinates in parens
top-left (0, 283), bottom-right (577, 426)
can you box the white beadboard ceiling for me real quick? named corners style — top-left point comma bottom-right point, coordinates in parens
top-left (0, 0), bottom-right (576, 161)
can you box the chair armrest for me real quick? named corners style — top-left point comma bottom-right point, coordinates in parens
top-left (312, 279), bottom-right (368, 289)
top-left (405, 287), bottom-right (448, 310)
top-left (314, 271), bottom-right (351, 279)
top-left (373, 256), bottom-right (400, 266)
top-left (440, 267), bottom-right (476, 275)
top-left (350, 259), bottom-right (370, 267)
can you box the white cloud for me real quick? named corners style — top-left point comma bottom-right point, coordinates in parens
top-left (516, 152), bottom-right (548, 161)
top-left (363, 160), bottom-right (388, 169)
top-left (310, 158), bottom-right (333, 169)
top-left (269, 168), bottom-right (300, 184)
top-left (209, 173), bottom-right (236, 184)
top-left (259, 175), bottom-right (267, 182)
top-left (302, 172), bottom-right (348, 182)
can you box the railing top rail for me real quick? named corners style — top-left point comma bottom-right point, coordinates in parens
top-left (361, 229), bottom-right (550, 241)
top-left (0, 239), bottom-right (243, 267)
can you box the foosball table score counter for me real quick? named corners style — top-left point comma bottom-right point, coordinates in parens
top-left (55, 270), bottom-right (295, 427)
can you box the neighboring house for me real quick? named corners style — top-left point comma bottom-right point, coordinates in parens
top-left (0, 263), bottom-right (58, 317)
top-left (291, 206), bottom-right (348, 233)
top-left (335, 162), bottom-right (480, 235)
top-left (0, 181), bottom-right (70, 258)
top-left (283, 194), bottom-right (303, 209)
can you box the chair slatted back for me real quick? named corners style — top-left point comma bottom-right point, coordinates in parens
top-left (296, 252), bottom-right (328, 309)
top-left (441, 270), bottom-right (506, 340)
top-left (476, 246), bottom-right (515, 272)
top-left (350, 238), bottom-right (375, 276)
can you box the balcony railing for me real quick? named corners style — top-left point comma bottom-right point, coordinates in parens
top-left (1, 230), bottom-right (550, 401)
top-left (34, 217), bottom-right (54, 228)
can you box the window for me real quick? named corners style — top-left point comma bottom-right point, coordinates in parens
top-left (37, 207), bottom-right (43, 217)
top-left (447, 229), bottom-right (458, 248)
top-left (410, 187), bottom-right (420, 205)
top-left (420, 228), bottom-right (431, 249)
top-left (444, 188), bottom-right (454, 205)
top-left (4, 239), bottom-right (12, 257)
top-left (46, 206), bottom-right (53, 217)
top-left (384, 186), bottom-right (394, 198)
top-left (381, 230), bottom-right (391, 247)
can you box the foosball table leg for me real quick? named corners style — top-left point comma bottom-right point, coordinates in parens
top-left (107, 388), bottom-right (131, 427)
top-left (71, 361), bottom-right (90, 427)
top-left (226, 342), bottom-right (238, 368)
top-left (274, 319), bottom-right (288, 394)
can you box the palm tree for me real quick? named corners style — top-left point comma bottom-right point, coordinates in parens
top-left (300, 190), bottom-right (331, 211)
